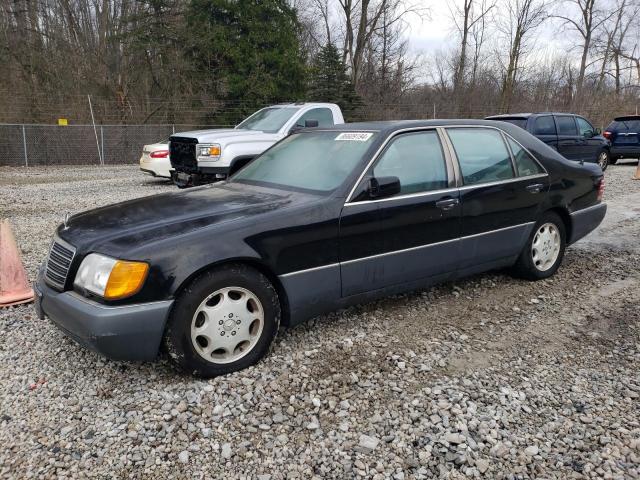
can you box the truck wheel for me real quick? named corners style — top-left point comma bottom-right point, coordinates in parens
top-left (164, 264), bottom-right (280, 377)
top-left (512, 212), bottom-right (566, 280)
top-left (597, 150), bottom-right (609, 171)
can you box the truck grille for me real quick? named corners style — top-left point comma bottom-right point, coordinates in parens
top-left (169, 137), bottom-right (198, 172)
top-left (45, 238), bottom-right (76, 290)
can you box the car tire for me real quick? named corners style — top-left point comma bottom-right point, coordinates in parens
top-left (597, 150), bottom-right (609, 171)
top-left (512, 212), bottom-right (566, 281)
top-left (164, 263), bottom-right (281, 377)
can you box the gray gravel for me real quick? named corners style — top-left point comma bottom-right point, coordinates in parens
top-left (0, 161), bottom-right (639, 479)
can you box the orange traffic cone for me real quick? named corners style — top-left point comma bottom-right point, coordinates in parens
top-left (0, 219), bottom-right (34, 307)
top-left (633, 161), bottom-right (640, 180)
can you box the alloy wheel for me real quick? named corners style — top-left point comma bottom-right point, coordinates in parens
top-left (531, 223), bottom-right (561, 271)
top-left (190, 286), bottom-right (264, 364)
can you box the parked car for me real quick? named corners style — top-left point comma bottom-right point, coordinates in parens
top-left (35, 120), bottom-right (606, 377)
top-left (603, 115), bottom-right (640, 164)
top-left (139, 141), bottom-right (172, 178)
top-left (169, 102), bottom-right (345, 187)
top-left (486, 113), bottom-right (611, 170)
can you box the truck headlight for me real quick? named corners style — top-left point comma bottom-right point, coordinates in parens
top-left (74, 253), bottom-right (149, 300)
top-left (199, 144), bottom-right (221, 157)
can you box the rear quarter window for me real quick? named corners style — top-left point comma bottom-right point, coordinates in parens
top-left (533, 116), bottom-right (556, 135)
top-left (506, 137), bottom-right (545, 177)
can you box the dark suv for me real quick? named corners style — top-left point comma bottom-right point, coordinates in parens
top-left (486, 113), bottom-right (610, 170)
top-left (603, 116), bottom-right (640, 164)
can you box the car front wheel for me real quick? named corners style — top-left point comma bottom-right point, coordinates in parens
top-left (512, 212), bottom-right (566, 280)
top-left (164, 264), bottom-right (281, 377)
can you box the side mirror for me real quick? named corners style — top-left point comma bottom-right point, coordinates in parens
top-left (368, 176), bottom-right (401, 199)
top-left (304, 119), bottom-right (319, 128)
top-left (594, 127), bottom-right (602, 135)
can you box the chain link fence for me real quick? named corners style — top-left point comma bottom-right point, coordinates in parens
top-left (0, 124), bottom-right (231, 166)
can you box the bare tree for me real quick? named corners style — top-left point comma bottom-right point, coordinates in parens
top-left (449, 0), bottom-right (495, 113)
top-left (498, 0), bottom-right (548, 112)
top-left (554, 0), bottom-right (616, 107)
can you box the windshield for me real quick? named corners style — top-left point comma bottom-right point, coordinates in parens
top-left (236, 107), bottom-right (300, 133)
top-left (232, 131), bottom-right (377, 193)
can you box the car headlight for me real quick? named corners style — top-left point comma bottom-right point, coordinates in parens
top-left (199, 144), bottom-right (221, 157)
top-left (74, 253), bottom-right (149, 300)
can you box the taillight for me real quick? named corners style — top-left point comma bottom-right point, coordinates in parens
top-left (603, 131), bottom-right (612, 140)
top-left (150, 150), bottom-right (169, 158)
top-left (596, 177), bottom-right (605, 201)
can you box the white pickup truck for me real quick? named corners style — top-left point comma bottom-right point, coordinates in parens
top-left (169, 102), bottom-right (345, 187)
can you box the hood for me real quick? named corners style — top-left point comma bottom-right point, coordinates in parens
top-left (58, 183), bottom-right (309, 256)
top-left (173, 128), bottom-right (269, 144)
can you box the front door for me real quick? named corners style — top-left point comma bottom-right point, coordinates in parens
top-left (575, 116), bottom-right (601, 162)
top-left (445, 127), bottom-right (548, 274)
top-left (339, 129), bottom-right (461, 297)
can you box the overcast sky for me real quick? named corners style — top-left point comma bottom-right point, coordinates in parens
top-left (403, 0), bottom-right (571, 59)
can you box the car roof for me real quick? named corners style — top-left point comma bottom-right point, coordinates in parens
top-left (308, 119), bottom-right (525, 135)
top-left (272, 102), bottom-right (338, 108)
top-left (486, 112), bottom-right (583, 120)
top-left (613, 115), bottom-right (640, 121)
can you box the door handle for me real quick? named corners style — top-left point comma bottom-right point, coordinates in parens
top-left (435, 198), bottom-right (459, 210)
top-left (526, 183), bottom-right (544, 193)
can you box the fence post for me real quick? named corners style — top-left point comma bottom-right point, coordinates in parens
top-left (21, 125), bottom-right (28, 167)
top-left (433, 103), bottom-right (436, 119)
top-left (100, 126), bottom-right (104, 164)
top-left (172, 124), bottom-right (175, 134)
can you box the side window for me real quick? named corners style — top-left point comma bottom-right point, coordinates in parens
top-left (556, 116), bottom-right (578, 135)
top-left (296, 108), bottom-right (334, 128)
top-left (506, 137), bottom-right (544, 177)
top-left (447, 128), bottom-right (514, 185)
top-left (534, 116), bottom-right (556, 135)
top-left (576, 117), bottom-right (594, 136)
top-left (372, 131), bottom-right (448, 195)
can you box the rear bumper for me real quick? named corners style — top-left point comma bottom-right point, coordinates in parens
top-left (34, 271), bottom-right (173, 361)
top-left (568, 203), bottom-right (607, 245)
top-left (610, 145), bottom-right (640, 158)
top-left (139, 156), bottom-right (173, 178)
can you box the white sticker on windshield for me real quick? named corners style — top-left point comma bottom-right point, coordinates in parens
top-left (335, 132), bottom-right (373, 142)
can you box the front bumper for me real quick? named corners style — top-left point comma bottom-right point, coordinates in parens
top-left (35, 271), bottom-right (173, 361)
top-left (568, 203), bottom-right (607, 245)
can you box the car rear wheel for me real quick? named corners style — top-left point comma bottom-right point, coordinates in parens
top-left (597, 150), bottom-right (609, 171)
top-left (512, 212), bottom-right (566, 280)
top-left (164, 264), bottom-right (280, 377)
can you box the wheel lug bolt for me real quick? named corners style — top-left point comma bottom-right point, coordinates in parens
top-left (221, 331), bottom-right (225, 336)
top-left (236, 320), bottom-right (241, 325)
top-left (218, 320), bottom-right (223, 325)
top-left (231, 331), bottom-right (236, 336)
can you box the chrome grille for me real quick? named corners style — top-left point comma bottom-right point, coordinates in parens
top-left (45, 238), bottom-right (76, 290)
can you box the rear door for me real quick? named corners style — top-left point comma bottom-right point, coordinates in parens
top-left (339, 129), bottom-right (461, 296)
top-left (531, 115), bottom-right (558, 150)
top-left (445, 127), bottom-right (548, 275)
top-left (554, 115), bottom-right (581, 160)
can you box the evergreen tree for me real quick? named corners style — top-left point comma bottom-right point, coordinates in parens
top-left (185, 0), bottom-right (307, 122)
top-left (307, 43), bottom-right (361, 119)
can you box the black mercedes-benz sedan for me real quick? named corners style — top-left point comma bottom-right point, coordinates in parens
top-left (35, 120), bottom-right (607, 377)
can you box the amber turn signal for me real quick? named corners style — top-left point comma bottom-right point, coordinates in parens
top-left (104, 260), bottom-right (149, 300)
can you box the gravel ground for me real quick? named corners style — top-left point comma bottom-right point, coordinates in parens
top-left (0, 161), bottom-right (639, 479)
